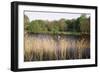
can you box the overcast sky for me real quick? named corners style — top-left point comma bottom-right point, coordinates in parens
top-left (24, 11), bottom-right (90, 22)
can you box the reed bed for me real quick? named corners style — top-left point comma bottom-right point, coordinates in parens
top-left (24, 34), bottom-right (90, 61)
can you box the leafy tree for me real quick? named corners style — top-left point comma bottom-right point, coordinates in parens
top-left (79, 14), bottom-right (90, 33)
top-left (49, 21), bottom-right (59, 33)
top-left (65, 19), bottom-right (80, 32)
top-left (65, 20), bottom-right (73, 32)
top-left (28, 20), bottom-right (48, 33)
top-left (28, 20), bottom-right (41, 33)
top-left (75, 18), bottom-right (80, 32)
top-left (24, 15), bottom-right (30, 30)
top-left (35, 20), bottom-right (48, 32)
top-left (25, 14), bottom-right (90, 34)
top-left (58, 18), bottom-right (66, 31)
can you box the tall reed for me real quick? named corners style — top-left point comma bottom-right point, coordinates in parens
top-left (24, 34), bottom-right (90, 61)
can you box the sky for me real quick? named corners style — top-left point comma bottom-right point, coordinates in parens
top-left (24, 11), bottom-right (90, 22)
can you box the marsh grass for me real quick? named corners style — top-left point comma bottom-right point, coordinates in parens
top-left (24, 33), bottom-right (90, 61)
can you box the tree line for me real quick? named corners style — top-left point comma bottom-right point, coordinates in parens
top-left (24, 14), bottom-right (90, 34)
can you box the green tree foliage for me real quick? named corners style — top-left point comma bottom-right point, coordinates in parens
top-left (25, 14), bottom-right (90, 34)
top-left (65, 20), bottom-right (73, 32)
top-left (24, 15), bottom-right (30, 30)
top-left (50, 21), bottom-right (60, 33)
top-left (79, 14), bottom-right (90, 33)
top-left (75, 18), bottom-right (80, 32)
top-left (65, 19), bottom-right (80, 32)
top-left (28, 20), bottom-right (47, 33)
top-left (58, 18), bottom-right (66, 31)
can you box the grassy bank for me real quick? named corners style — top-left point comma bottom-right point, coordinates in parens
top-left (26, 31), bottom-right (90, 36)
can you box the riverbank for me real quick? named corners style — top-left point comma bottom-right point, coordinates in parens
top-left (26, 31), bottom-right (90, 36)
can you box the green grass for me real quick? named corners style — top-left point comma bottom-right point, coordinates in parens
top-left (27, 31), bottom-right (90, 36)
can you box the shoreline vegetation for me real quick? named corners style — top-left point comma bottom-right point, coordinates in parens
top-left (24, 13), bottom-right (90, 61)
top-left (26, 31), bottom-right (90, 36)
top-left (24, 14), bottom-right (90, 35)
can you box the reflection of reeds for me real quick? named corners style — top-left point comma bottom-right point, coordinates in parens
top-left (24, 34), bottom-right (90, 61)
